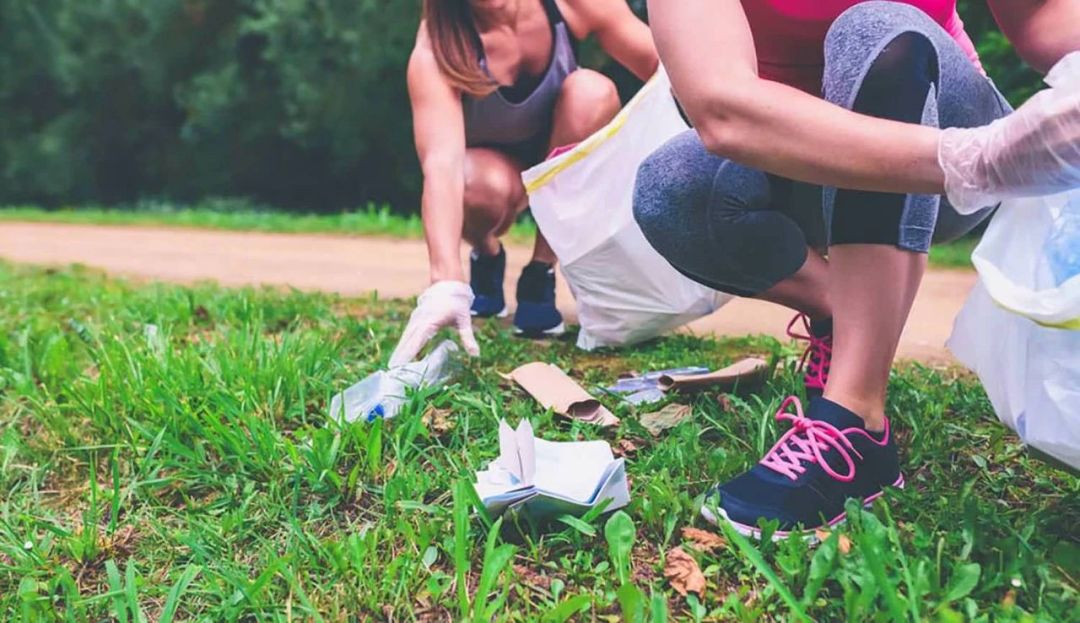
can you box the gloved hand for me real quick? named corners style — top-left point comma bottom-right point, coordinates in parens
top-left (939, 51), bottom-right (1080, 215)
top-left (389, 280), bottom-right (480, 368)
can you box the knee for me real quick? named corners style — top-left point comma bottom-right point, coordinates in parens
top-left (633, 131), bottom-right (716, 248)
top-left (556, 70), bottom-right (620, 122)
top-left (825, 1), bottom-right (938, 76)
top-left (828, 1), bottom-right (935, 40)
top-left (463, 160), bottom-right (522, 217)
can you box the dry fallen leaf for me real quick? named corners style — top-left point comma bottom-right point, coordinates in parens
top-left (513, 564), bottom-right (553, 590)
top-left (681, 527), bottom-right (727, 552)
top-left (421, 406), bottom-right (454, 435)
top-left (664, 547), bottom-right (706, 596)
top-left (717, 394), bottom-right (735, 413)
top-left (612, 438), bottom-right (641, 457)
top-left (640, 403), bottom-right (692, 436)
top-left (814, 529), bottom-right (852, 555)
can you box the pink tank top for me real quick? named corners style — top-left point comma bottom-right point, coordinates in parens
top-left (744, 0), bottom-right (982, 94)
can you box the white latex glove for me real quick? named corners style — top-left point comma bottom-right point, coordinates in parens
top-left (939, 52), bottom-right (1080, 214)
top-left (389, 281), bottom-right (480, 368)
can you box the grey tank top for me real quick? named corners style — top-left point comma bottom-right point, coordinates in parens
top-left (463, 0), bottom-right (578, 149)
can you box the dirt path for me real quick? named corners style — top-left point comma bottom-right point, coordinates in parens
top-left (0, 221), bottom-right (975, 361)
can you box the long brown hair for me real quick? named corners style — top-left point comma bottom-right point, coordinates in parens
top-left (423, 0), bottom-right (497, 97)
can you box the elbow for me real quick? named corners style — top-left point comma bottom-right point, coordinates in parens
top-left (697, 118), bottom-right (742, 158)
top-left (690, 101), bottom-right (752, 159)
top-left (420, 152), bottom-right (463, 180)
top-left (678, 81), bottom-right (759, 158)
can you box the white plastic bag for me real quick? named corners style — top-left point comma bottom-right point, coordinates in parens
top-left (949, 190), bottom-right (1080, 470)
top-left (522, 68), bottom-right (731, 350)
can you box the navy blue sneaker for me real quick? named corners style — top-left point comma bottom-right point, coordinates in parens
top-left (469, 246), bottom-right (507, 318)
top-left (703, 397), bottom-right (902, 539)
top-left (513, 261), bottom-right (565, 337)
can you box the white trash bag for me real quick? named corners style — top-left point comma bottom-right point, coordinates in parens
top-left (949, 53), bottom-right (1080, 470)
top-left (948, 189), bottom-right (1080, 470)
top-left (522, 68), bottom-right (731, 350)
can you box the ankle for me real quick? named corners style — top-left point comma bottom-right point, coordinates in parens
top-left (821, 391), bottom-right (886, 432)
top-left (475, 239), bottom-right (502, 258)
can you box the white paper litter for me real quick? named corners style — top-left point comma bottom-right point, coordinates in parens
top-left (473, 420), bottom-right (630, 519)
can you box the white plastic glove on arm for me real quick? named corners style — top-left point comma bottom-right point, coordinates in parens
top-left (939, 51), bottom-right (1080, 215)
top-left (389, 280), bottom-right (480, 368)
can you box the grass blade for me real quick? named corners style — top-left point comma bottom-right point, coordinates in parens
top-left (159, 565), bottom-right (202, 623)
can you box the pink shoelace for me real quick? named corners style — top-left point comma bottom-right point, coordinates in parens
top-left (787, 313), bottom-right (831, 391)
top-left (760, 397), bottom-right (862, 482)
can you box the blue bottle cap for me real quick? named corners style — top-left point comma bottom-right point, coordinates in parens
top-left (366, 403), bottom-right (386, 423)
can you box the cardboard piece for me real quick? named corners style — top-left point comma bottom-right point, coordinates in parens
top-left (657, 357), bottom-right (769, 392)
top-left (505, 362), bottom-right (619, 427)
top-left (474, 419), bottom-right (630, 520)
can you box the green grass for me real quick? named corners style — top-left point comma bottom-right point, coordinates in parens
top-left (1, 262), bottom-right (1075, 621)
top-left (929, 235), bottom-right (981, 270)
top-left (1, 201), bottom-right (974, 268)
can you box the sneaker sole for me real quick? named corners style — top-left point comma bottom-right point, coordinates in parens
top-left (700, 474), bottom-right (905, 542)
top-left (513, 321), bottom-right (566, 338)
top-left (471, 306), bottom-right (509, 319)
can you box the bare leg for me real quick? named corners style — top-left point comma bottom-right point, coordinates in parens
top-left (462, 147), bottom-right (527, 256)
top-left (823, 244), bottom-right (926, 431)
top-left (753, 249), bottom-right (832, 320)
top-left (531, 69), bottom-right (622, 265)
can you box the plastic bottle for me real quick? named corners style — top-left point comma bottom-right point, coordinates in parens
top-left (1046, 194), bottom-right (1080, 286)
top-left (329, 340), bottom-right (462, 423)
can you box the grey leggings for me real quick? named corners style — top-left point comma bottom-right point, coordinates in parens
top-left (633, 2), bottom-right (1012, 296)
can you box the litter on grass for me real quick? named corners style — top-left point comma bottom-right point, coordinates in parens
top-left (504, 362), bottom-right (619, 427)
top-left (330, 340), bottom-right (460, 423)
top-left (604, 357), bottom-right (770, 406)
top-left (473, 419), bottom-right (629, 520)
top-left (656, 357), bottom-right (769, 392)
top-left (605, 366), bottom-right (710, 405)
top-left (640, 403), bottom-right (693, 436)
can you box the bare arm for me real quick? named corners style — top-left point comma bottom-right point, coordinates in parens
top-left (571, 0), bottom-right (659, 80)
top-left (988, 0), bottom-right (1080, 74)
top-left (647, 0), bottom-right (945, 194)
top-left (407, 27), bottom-right (467, 283)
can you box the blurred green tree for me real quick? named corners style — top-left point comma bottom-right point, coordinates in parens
top-left (0, 0), bottom-right (1047, 212)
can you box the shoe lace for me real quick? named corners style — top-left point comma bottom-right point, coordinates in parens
top-left (759, 396), bottom-right (862, 482)
top-left (787, 313), bottom-right (831, 391)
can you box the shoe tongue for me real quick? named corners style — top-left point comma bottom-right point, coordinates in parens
top-left (808, 397), bottom-right (865, 431)
top-left (810, 317), bottom-right (833, 338)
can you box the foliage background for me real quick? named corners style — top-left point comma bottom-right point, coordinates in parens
top-left (0, 0), bottom-right (1043, 212)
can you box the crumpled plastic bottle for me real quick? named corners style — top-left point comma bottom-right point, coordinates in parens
top-left (330, 340), bottom-right (462, 423)
top-left (1046, 195), bottom-right (1080, 286)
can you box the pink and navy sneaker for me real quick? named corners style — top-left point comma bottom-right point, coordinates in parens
top-left (702, 396), bottom-right (903, 539)
top-left (787, 314), bottom-right (832, 398)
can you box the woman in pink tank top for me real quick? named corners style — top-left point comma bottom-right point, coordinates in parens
top-left (747, 0), bottom-right (981, 93)
top-left (634, 0), bottom-right (1080, 538)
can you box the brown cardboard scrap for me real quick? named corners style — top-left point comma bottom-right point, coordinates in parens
top-left (657, 357), bottom-right (769, 392)
top-left (505, 362), bottom-right (619, 427)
